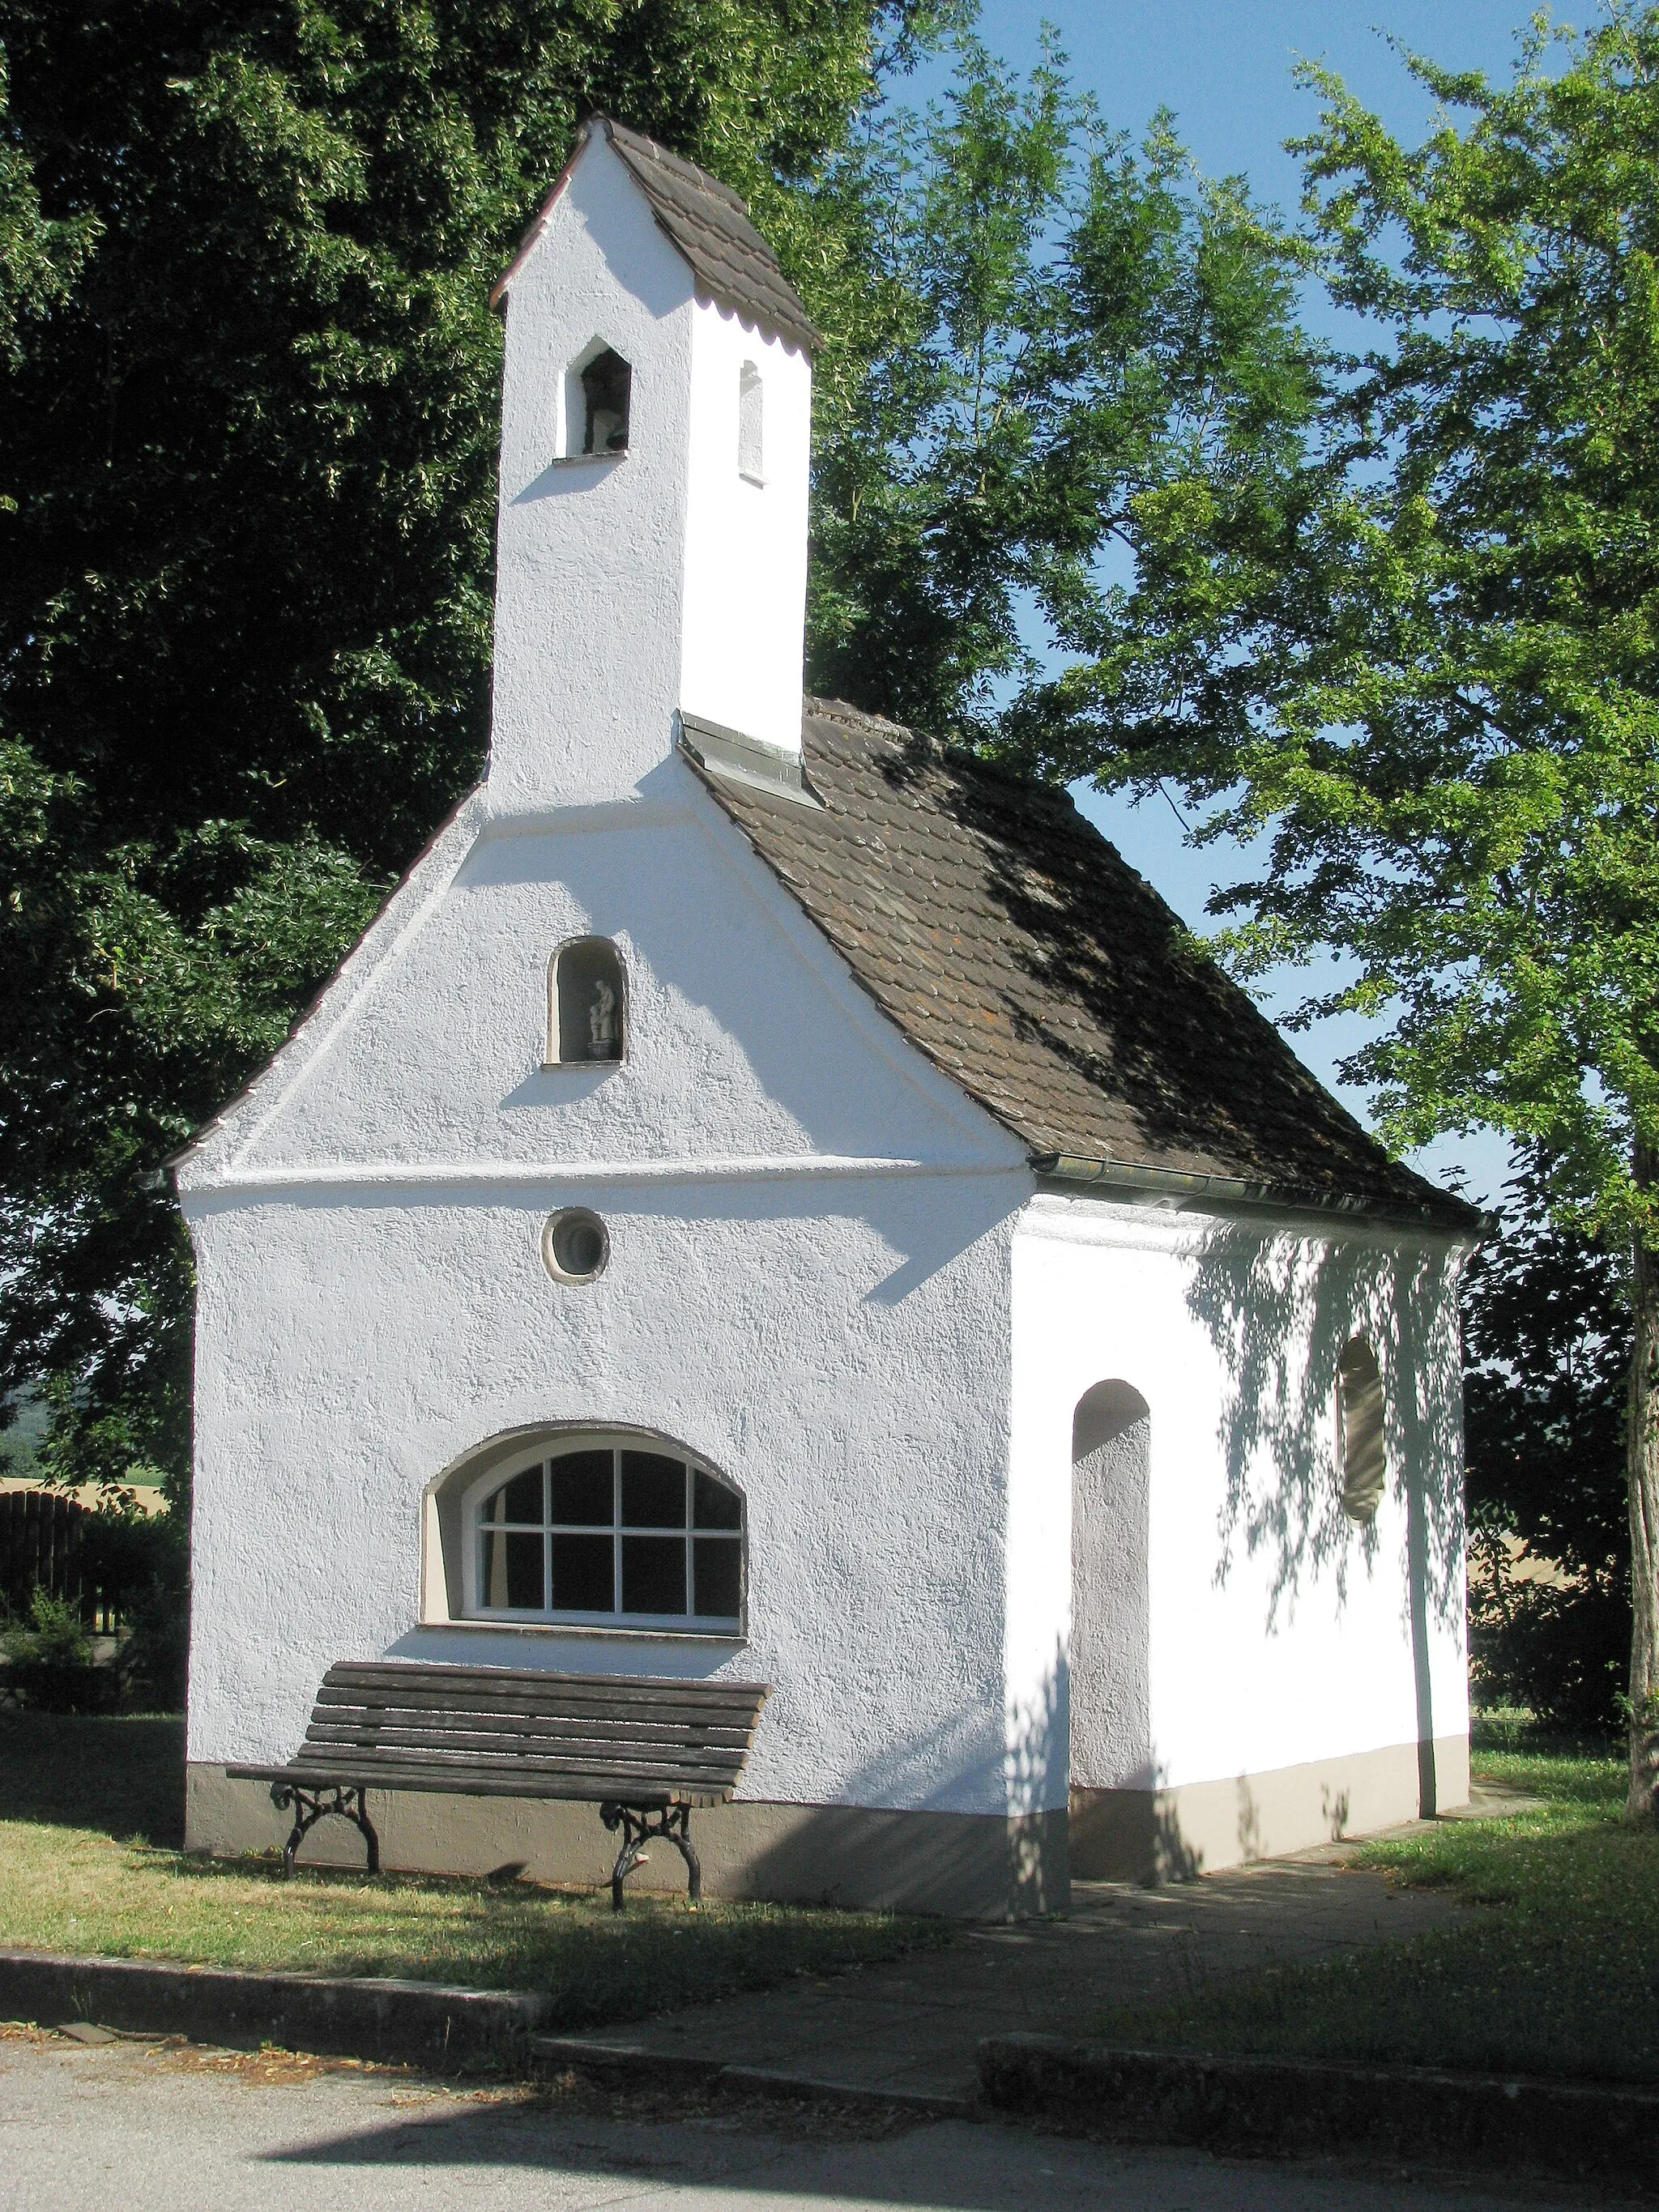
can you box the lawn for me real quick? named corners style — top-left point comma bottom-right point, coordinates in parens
top-left (1093, 1747), bottom-right (1659, 2085)
top-left (0, 1713), bottom-right (949, 2027)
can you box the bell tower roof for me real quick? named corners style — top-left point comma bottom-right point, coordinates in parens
top-left (492, 117), bottom-right (820, 359)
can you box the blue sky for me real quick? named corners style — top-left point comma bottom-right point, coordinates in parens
top-left (905, 2), bottom-right (1554, 1208)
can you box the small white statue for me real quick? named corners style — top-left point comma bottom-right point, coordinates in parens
top-left (589, 978), bottom-right (618, 1058)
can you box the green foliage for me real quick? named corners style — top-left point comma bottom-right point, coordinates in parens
top-left (1465, 1147), bottom-right (1631, 1732)
top-left (1015, 5), bottom-right (1659, 1243)
top-left (1, 5), bottom-right (1317, 1508)
top-left (2, 1588), bottom-right (92, 1668)
top-left (811, 32), bottom-right (1317, 742)
top-left (109, 1512), bottom-right (190, 1711)
top-left (0, 0), bottom-right (933, 1496)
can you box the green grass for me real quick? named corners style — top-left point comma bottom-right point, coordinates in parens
top-left (1093, 1749), bottom-right (1659, 2085)
top-left (0, 1714), bottom-right (949, 2026)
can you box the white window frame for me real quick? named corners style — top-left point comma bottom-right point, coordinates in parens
top-left (460, 1432), bottom-right (744, 1632)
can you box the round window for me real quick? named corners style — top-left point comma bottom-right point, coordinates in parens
top-left (542, 1208), bottom-right (609, 1285)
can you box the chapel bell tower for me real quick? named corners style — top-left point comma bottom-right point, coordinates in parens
top-left (486, 117), bottom-right (818, 813)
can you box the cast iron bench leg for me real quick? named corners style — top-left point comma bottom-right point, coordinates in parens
top-left (268, 1782), bottom-right (380, 1879)
top-left (599, 1801), bottom-right (700, 1912)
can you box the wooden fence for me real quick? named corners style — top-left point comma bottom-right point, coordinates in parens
top-left (0, 1490), bottom-right (126, 1633)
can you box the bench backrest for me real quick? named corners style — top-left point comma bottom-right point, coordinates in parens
top-left (292, 1660), bottom-right (770, 1807)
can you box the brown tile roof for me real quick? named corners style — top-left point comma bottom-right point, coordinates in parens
top-left (692, 699), bottom-right (1476, 1230)
top-left (492, 120), bottom-right (819, 357)
top-left (600, 121), bottom-right (820, 356)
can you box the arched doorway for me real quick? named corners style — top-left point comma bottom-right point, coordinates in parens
top-left (1069, 1379), bottom-right (1151, 1876)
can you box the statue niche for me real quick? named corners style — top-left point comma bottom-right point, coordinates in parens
top-left (549, 939), bottom-right (627, 1065)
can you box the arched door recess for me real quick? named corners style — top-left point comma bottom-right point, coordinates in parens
top-left (1069, 1379), bottom-right (1152, 1876)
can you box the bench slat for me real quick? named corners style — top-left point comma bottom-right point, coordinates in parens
top-left (305, 1711), bottom-right (757, 1747)
top-left (303, 1716), bottom-right (752, 1751)
top-left (312, 1682), bottom-right (766, 1724)
top-left (292, 1752), bottom-right (742, 1788)
top-left (298, 1735), bottom-right (748, 1776)
top-left (228, 1762), bottom-right (731, 1807)
top-left (321, 1663), bottom-right (767, 1705)
top-left (309, 1698), bottom-right (761, 1734)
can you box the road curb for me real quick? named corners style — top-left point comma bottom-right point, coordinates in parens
top-left (977, 2031), bottom-right (1659, 2187)
top-left (528, 2035), bottom-right (975, 2120)
top-left (0, 1950), bottom-right (548, 2071)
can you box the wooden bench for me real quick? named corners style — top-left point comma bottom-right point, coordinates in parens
top-left (228, 1660), bottom-right (770, 1907)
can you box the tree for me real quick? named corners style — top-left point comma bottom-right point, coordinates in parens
top-left (808, 33), bottom-right (1319, 744)
top-left (2, 9), bottom-right (1318, 1519)
top-left (1464, 1149), bottom-right (1631, 1733)
top-left (0, 0), bottom-right (936, 1503)
top-left (1014, 6), bottom-right (1659, 1815)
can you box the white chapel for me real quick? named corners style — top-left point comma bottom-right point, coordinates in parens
top-left (174, 117), bottom-right (1478, 1916)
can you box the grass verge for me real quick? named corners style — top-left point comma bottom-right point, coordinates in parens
top-left (0, 1715), bottom-right (949, 2026)
top-left (1092, 1749), bottom-right (1659, 2085)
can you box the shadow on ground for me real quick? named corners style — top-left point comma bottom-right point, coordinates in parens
top-left (0, 1713), bottom-right (186, 1848)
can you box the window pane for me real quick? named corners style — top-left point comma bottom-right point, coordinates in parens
top-left (480, 1530), bottom-right (544, 1609)
top-left (550, 1449), bottom-right (613, 1526)
top-left (693, 1470), bottom-right (741, 1531)
top-left (621, 1535), bottom-right (686, 1615)
top-left (481, 1465), bottom-right (544, 1527)
top-left (621, 1452), bottom-right (686, 1528)
top-left (693, 1536), bottom-right (742, 1619)
top-left (551, 1533), bottom-right (613, 1611)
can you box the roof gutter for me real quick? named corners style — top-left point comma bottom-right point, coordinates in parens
top-left (1031, 1152), bottom-right (1489, 1238)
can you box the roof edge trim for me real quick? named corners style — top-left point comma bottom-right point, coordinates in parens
top-left (489, 119), bottom-right (599, 313)
top-left (1033, 1152), bottom-right (1486, 1238)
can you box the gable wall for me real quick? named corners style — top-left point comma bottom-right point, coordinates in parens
top-left (179, 774), bottom-right (1034, 1833)
top-left (193, 765), bottom-right (1009, 1183)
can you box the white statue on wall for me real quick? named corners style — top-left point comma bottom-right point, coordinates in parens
top-left (589, 978), bottom-right (619, 1059)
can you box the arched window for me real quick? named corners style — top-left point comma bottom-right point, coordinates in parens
top-left (547, 938), bottom-right (625, 1065)
top-left (1337, 1337), bottom-right (1386, 1524)
top-left (564, 340), bottom-right (631, 458)
top-left (463, 1434), bottom-right (744, 1628)
top-left (738, 360), bottom-right (764, 483)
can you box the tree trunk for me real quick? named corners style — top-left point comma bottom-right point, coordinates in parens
top-left (1627, 1140), bottom-right (1659, 1819)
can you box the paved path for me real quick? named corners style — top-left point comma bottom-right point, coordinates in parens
top-left (0, 2027), bottom-right (1591, 2212)
top-left (553, 1854), bottom-right (1470, 2105)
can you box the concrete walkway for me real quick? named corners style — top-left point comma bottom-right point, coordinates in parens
top-left (546, 1817), bottom-right (1486, 2108)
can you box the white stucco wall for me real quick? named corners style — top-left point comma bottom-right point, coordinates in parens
top-left (488, 129), bottom-right (697, 813)
top-left (488, 126), bottom-right (814, 812)
top-left (680, 301), bottom-right (812, 755)
top-left (1007, 1191), bottom-right (1469, 1822)
top-left (180, 770), bottom-right (1034, 1818)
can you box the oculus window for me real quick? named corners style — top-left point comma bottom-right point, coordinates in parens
top-left (467, 1438), bottom-right (744, 1630)
top-left (542, 1208), bottom-right (608, 1284)
top-left (548, 938), bottom-right (625, 1064)
top-left (1337, 1338), bottom-right (1386, 1524)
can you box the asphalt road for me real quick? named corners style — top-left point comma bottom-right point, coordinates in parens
top-left (0, 2026), bottom-right (1601, 2212)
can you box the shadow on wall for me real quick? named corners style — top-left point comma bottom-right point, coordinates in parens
top-left (1184, 1221), bottom-right (1464, 1812)
top-left (1183, 1221), bottom-right (1463, 1628)
top-left (730, 1669), bottom-right (1064, 1916)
